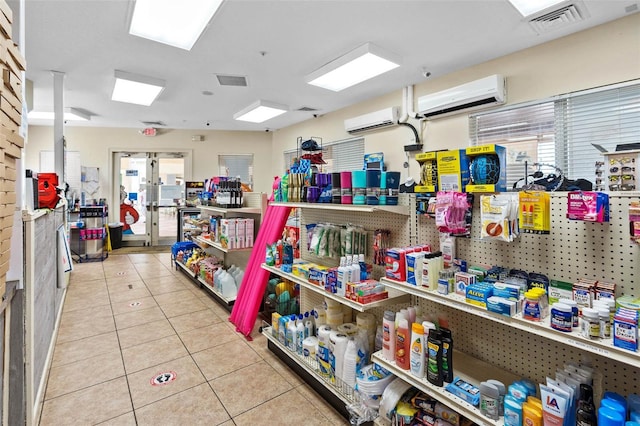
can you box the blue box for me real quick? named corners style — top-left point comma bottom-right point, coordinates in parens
top-left (465, 144), bottom-right (507, 193)
top-left (465, 283), bottom-right (493, 309)
top-left (446, 377), bottom-right (481, 406)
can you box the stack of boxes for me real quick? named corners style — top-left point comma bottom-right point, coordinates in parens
top-left (0, 0), bottom-right (25, 296)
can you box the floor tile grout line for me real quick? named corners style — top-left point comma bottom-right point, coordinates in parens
top-left (106, 256), bottom-right (140, 426)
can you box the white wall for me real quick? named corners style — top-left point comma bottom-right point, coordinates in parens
top-left (23, 126), bottom-right (273, 205)
top-left (271, 13), bottom-right (640, 183)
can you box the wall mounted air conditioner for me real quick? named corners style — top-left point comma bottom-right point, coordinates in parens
top-left (418, 75), bottom-right (506, 119)
top-left (344, 106), bottom-right (400, 134)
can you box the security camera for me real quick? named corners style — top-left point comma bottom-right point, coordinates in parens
top-left (206, 121), bottom-right (210, 126)
top-left (423, 70), bottom-right (432, 78)
top-left (265, 128), bottom-right (270, 133)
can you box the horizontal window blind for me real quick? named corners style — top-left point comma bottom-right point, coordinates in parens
top-left (470, 102), bottom-right (556, 189)
top-left (218, 154), bottom-right (253, 188)
top-left (471, 80), bottom-right (640, 190)
top-left (561, 83), bottom-right (640, 182)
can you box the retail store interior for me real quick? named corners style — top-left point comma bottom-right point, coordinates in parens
top-left (1, 1), bottom-right (639, 425)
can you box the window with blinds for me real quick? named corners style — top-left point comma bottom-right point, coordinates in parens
top-left (283, 137), bottom-right (365, 173)
top-left (218, 154), bottom-right (253, 188)
top-left (470, 80), bottom-right (640, 190)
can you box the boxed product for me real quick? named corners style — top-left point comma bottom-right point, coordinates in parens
top-left (445, 377), bottom-right (481, 406)
top-left (436, 149), bottom-right (471, 192)
top-left (465, 144), bottom-right (507, 193)
top-left (595, 281), bottom-right (616, 300)
top-left (407, 252), bottom-right (426, 286)
top-left (308, 265), bottom-right (329, 287)
top-left (386, 248), bottom-right (408, 282)
top-left (466, 283), bottom-right (493, 308)
top-left (415, 151), bottom-right (439, 193)
top-left (454, 272), bottom-right (476, 296)
top-left (566, 191), bottom-right (609, 222)
top-left (613, 308), bottom-right (638, 351)
top-left (549, 280), bottom-right (573, 305)
top-left (487, 296), bottom-right (517, 317)
top-left (219, 218), bottom-right (237, 249)
top-left (235, 218), bottom-right (246, 249)
top-left (245, 218), bottom-right (255, 247)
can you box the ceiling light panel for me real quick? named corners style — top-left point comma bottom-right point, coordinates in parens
top-left (129, 0), bottom-right (223, 50)
top-left (112, 70), bottom-right (165, 106)
top-left (507, 0), bottom-right (566, 17)
top-left (233, 100), bottom-right (288, 123)
top-left (306, 43), bottom-right (400, 92)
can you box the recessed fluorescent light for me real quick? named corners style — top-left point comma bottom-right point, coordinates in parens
top-left (507, 0), bottom-right (565, 16)
top-left (112, 70), bottom-right (165, 106)
top-left (28, 107), bottom-right (91, 121)
top-left (129, 0), bottom-right (223, 50)
top-left (306, 43), bottom-right (400, 92)
top-left (233, 100), bottom-right (288, 123)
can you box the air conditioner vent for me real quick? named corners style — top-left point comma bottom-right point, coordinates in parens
top-left (529, 3), bottom-right (588, 34)
top-left (216, 74), bottom-right (248, 87)
top-left (141, 120), bottom-right (166, 127)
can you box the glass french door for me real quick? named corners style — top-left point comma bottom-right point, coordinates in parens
top-left (115, 151), bottom-right (186, 246)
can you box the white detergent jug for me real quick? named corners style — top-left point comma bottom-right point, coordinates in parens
top-left (219, 271), bottom-right (237, 299)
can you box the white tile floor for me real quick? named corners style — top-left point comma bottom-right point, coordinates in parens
top-left (39, 252), bottom-right (349, 425)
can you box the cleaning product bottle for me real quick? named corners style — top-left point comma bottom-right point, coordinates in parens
top-left (304, 312), bottom-right (313, 338)
top-left (409, 322), bottom-right (425, 378)
top-left (395, 318), bottom-right (411, 370)
top-left (407, 306), bottom-right (416, 325)
top-left (296, 314), bottom-right (305, 355)
top-left (337, 256), bottom-right (348, 297)
top-left (278, 315), bottom-right (289, 345)
top-left (440, 327), bottom-right (454, 383)
top-left (286, 315), bottom-right (297, 351)
top-left (382, 311), bottom-right (396, 362)
top-left (427, 329), bottom-right (443, 386)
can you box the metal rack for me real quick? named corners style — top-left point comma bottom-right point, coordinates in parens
top-left (264, 192), bottom-right (640, 422)
top-left (174, 192), bottom-right (267, 310)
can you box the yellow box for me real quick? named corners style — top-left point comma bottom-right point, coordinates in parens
top-left (416, 151), bottom-right (439, 192)
top-left (437, 149), bottom-right (470, 192)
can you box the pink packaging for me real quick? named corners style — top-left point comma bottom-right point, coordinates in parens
top-left (566, 191), bottom-right (608, 222)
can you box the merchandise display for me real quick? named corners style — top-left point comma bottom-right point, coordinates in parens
top-left (465, 144), bottom-right (507, 193)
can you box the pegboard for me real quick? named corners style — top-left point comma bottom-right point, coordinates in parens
top-left (295, 197), bottom-right (412, 329)
top-left (414, 192), bottom-right (640, 399)
top-left (418, 193), bottom-right (640, 296)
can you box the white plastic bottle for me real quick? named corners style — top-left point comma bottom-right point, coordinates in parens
top-left (410, 322), bottom-right (425, 378)
top-left (337, 256), bottom-right (349, 297)
top-left (345, 255), bottom-right (353, 284)
top-left (296, 314), bottom-right (305, 354)
top-left (350, 255), bottom-right (361, 284)
top-left (286, 315), bottom-right (297, 351)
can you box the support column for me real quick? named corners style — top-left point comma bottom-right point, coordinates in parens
top-left (52, 71), bottom-right (64, 185)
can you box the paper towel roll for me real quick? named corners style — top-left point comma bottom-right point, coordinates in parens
top-left (302, 336), bottom-right (318, 358)
top-left (325, 311), bottom-right (344, 326)
top-left (342, 304), bottom-right (353, 323)
top-left (324, 297), bottom-right (342, 313)
top-left (332, 333), bottom-right (349, 382)
top-left (317, 325), bottom-right (332, 349)
top-left (356, 312), bottom-right (377, 330)
top-left (337, 322), bottom-right (359, 337)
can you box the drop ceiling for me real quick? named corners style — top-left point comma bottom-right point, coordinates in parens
top-left (19, 0), bottom-right (637, 131)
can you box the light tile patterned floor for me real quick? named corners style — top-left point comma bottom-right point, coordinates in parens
top-left (39, 253), bottom-right (349, 425)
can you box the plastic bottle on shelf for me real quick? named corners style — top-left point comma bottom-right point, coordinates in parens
top-left (337, 256), bottom-right (348, 297)
top-left (358, 254), bottom-right (367, 281)
top-left (350, 255), bottom-right (361, 284)
top-left (382, 310), bottom-right (396, 362)
top-left (395, 318), bottom-right (411, 370)
top-left (410, 322), bottom-right (425, 378)
top-left (286, 315), bottom-right (297, 351)
top-left (304, 312), bottom-right (314, 338)
top-left (296, 315), bottom-right (305, 355)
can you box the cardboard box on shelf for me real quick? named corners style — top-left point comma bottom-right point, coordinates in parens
top-left (437, 149), bottom-right (470, 192)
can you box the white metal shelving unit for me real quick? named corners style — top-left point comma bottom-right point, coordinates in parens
top-left (372, 350), bottom-right (519, 426)
top-left (174, 192), bottom-right (267, 309)
top-left (262, 263), bottom-right (410, 312)
top-left (269, 201), bottom-right (410, 216)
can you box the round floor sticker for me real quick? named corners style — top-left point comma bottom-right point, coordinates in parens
top-left (117, 271), bottom-right (126, 276)
top-left (150, 371), bottom-right (177, 386)
top-left (129, 302), bottom-right (142, 308)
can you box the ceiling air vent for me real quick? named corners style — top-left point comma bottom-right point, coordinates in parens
top-left (141, 120), bottom-right (166, 127)
top-left (216, 74), bottom-right (248, 87)
top-left (529, 3), bottom-right (589, 34)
